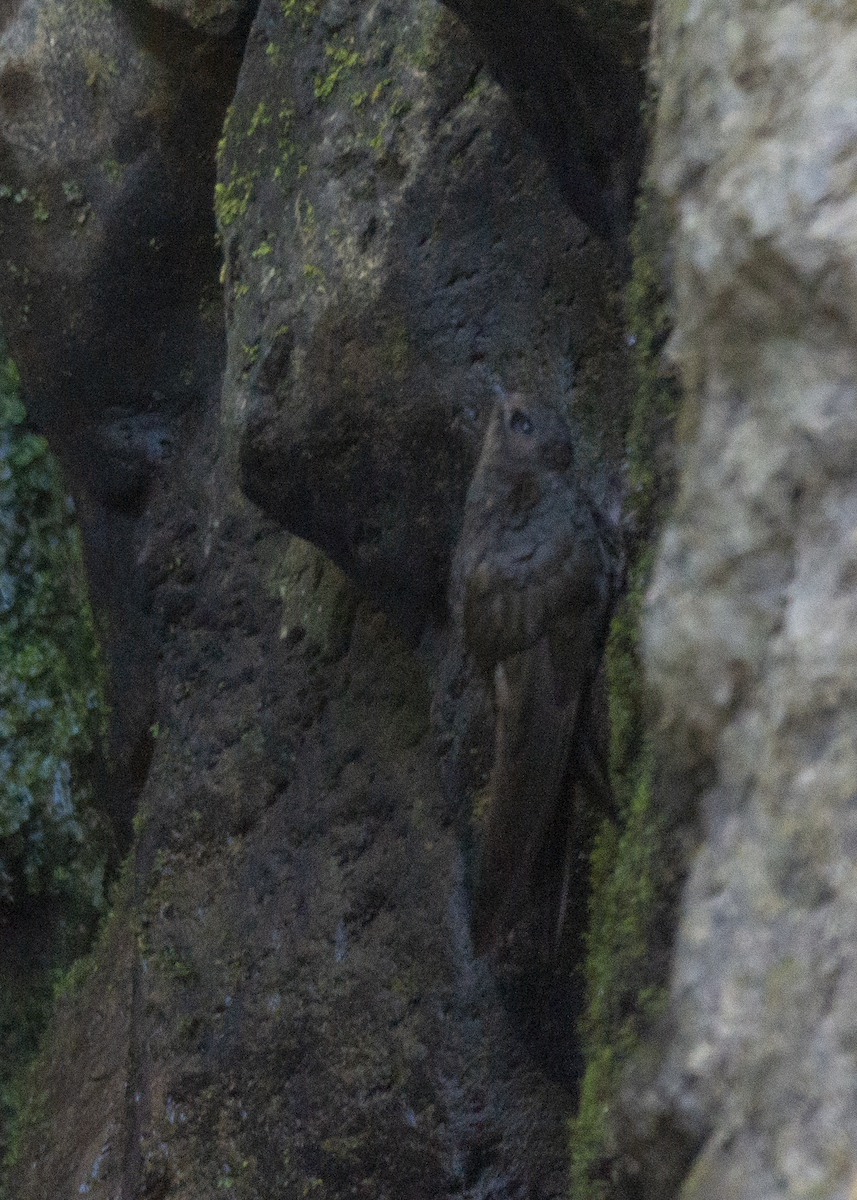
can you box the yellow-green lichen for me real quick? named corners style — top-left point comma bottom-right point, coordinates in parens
top-left (214, 169), bottom-right (254, 229)
top-left (314, 37), bottom-right (363, 102)
top-left (82, 48), bottom-right (117, 91)
top-left (370, 78), bottom-right (392, 104)
top-left (247, 101), bottom-right (272, 137)
top-left (101, 156), bottom-right (123, 183)
top-left (296, 198), bottom-right (315, 242)
top-left (390, 0), bottom-right (451, 74)
top-left (1, 187), bottom-right (50, 225)
top-left (279, 0), bottom-right (322, 28)
top-left (278, 101), bottom-right (295, 152)
top-left (216, 104), bottom-right (234, 167)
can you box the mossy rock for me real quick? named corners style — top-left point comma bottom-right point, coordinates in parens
top-left (271, 536), bottom-right (358, 660)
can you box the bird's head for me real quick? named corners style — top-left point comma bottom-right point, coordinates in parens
top-left (496, 388), bottom-right (574, 476)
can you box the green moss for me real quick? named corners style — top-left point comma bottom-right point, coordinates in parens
top-left (51, 952), bottom-right (98, 1002)
top-left (152, 943), bottom-right (194, 981)
top-left (370, 625), bottom-right (430, 756)
top-left (217, 89), bottom-right (298, 207)
top-left (0, 962), bottom-right (53, 1179)
top-left (0, 338), bottom-right (109, 910)
top-left (1, 1067), bottom-right (49, 1181)
top-left (569, 182), bottom-right (678, 1198)
top-left (0, 186), bottom-right (50, 225)
top-left (0, 331), bottom-right (111, 1173)
top-left (61, 180), bottom-right (84, 205)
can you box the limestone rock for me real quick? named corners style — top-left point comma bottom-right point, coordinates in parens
top-left (634, 0), bottom-right (857, 1194)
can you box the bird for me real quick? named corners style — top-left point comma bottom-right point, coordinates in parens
top-left (451, 387), bottom-right (620, 957)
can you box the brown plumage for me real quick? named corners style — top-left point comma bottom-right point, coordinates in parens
top-left (452, 389), bottom-right (619, 956)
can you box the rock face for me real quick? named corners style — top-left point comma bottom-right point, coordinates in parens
top-left (222, 0), bottom-right (631, 632)
top-left (5, 430), bottom-right (583, 1200)
top-left (0, 0), bottom-right (249, 837)
top-left (634, 1), bottom-right (857, 1195)
top-left (1, 1), bottom-right (641, 1197)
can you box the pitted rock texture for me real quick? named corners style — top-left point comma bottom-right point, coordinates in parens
top-left (635, 1), bottom-right (857, 1196)
top-left (221, 0), bottom-right (632, 632)
top-left (0, 0), bottom-right (643, 1193)
top-left (4, 434), bottom-right (578, 1199)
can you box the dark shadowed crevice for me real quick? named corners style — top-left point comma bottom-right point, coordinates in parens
top-left (35, 0), bottom-right (261, 854)
top-left (440, 0), bottom-right (647, 248)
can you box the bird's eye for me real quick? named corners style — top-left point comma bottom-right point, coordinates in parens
top-left (509, 409), bottom-right (533, 435)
